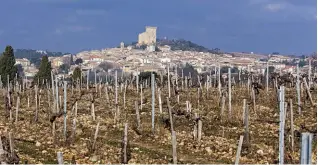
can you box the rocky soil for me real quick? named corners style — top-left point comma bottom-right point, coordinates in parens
top-left (0, 86), bottom-right (316, 164)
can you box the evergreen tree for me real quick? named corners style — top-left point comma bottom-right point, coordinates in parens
top-left (139, 71), bottom-right (158, 83)
top-left (265, 66), bottom-right (275, 74)
top-left (72, 67), bottom-right (82, 82)
top-left (58, 64), bottom-right (70, 74)
top-left (34, 55), bottom-right (52, 86)
top-left (70, 54), bottom-right (74, 65)
top-left (220, 66), bottom-right (230, 73)
top-left (0, 46), bottom-right (18, 86)
top-left (74, 58), bottom-right (83, 65)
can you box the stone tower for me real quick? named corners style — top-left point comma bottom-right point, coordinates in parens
top-left (120, 42), bottom-right (125, 51)
top-left (138, 26), bottom-right (157, 45)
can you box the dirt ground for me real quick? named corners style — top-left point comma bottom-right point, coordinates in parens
top-left (0, 85), bottom-right (316, 164)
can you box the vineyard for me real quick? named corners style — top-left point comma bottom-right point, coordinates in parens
top-left (0, 70), bottom-right (316, 164)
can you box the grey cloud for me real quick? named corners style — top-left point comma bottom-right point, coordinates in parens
top-left (249, 0), bottom-right (316, 21)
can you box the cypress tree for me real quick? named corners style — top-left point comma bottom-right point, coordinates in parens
top-left (34, 55), bottom-right (52, 87)
top-left (0, 46), bottom-right (18, 87)
top-left (72, 67), bottom-right (81, 82)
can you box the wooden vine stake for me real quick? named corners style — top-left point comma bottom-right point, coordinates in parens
top-left (228, 68), bottom-right (232, 118)
top-left (279, 86), bottom-right (285, 164)
top-left (193, 113), bottom-right (198, 140)
top-left (140, 84), bottom-right (143, 110)
top-left (34, 85), bottom-right (38, 122)
top-left (234, 135), bottom-right (244, 165)
top-left (90, 94), bottom-right (95, 121)
top-left (71, 118), bottom-right (76, 144)
top-left (242, 100), bottom-right (250, 149)
top-left (57, 152), bottom-right (63, 164)
top-left (158, 88), bottom-right (162, 114)
top-left (105, 84), bottom-right (110, 104)
top-left (186, 101), bottom-right (189, 113)
top-left (220, 96), bottom-right (225, 119)
top-left (167, 97), bottom-right (174, 133)
top-left (168, 65), bottom-right (171, 98)
top-left (136, 69), bottom-right (139, 94)
top-left (171, 131), bottom-right (177, 164)
top-left (151, 73), bottom-right (155, 133)
top-left (86, 70), bottom-right (89, 90)
top-left (123, 80), bottom-right (127, 109)
top-left (296, 65), bottom-right (301, 114)
top-left (15, 96), bottom-right (20, 123)
top-left (218, 65), bottom-right (221, 95)
top-left (135, 101), bottom-right (141, 131)
top-left (92, 122), bottom-right (100, 151)
top-left (197, 119), bottom-right (202, 142)
top-left (290, 99), bottom-right (294, 152)
top-left (55, 76), bottom-right (59, 113)
top-left (115, 70), bottom-right (119, 123)
top-left (123, 123), bottom-right (128, 164)
top-left (266, 62), bottom-right (269, 93)
top-left (242, 99), bottom-right (246, 124)
top-left (63, 81), bottom-right (67, 139)
top-left (303, 78), bottom-right (314, 106)
top-left (9, 132), bottom-right (13, 158)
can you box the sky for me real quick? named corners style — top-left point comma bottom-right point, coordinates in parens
top-left (0, 0), bottom-right (316, 55)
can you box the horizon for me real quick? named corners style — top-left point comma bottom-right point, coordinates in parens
top-left (0, 0), bottom-right (316, 55)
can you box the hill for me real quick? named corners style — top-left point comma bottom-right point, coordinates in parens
top-left (13, 49), bottom-right (69, 66)
top-left (126, 38), bottom-right (222, 54)
top-left (156, 38), bottom-right (222, 54)
top-left (14, 49), bottom-right (69, 59)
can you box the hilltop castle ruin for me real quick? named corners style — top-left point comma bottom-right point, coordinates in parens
top-left (138, 26), bottom-right (157, 46)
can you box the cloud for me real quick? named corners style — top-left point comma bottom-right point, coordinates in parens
top-left (54, 28), bottom-right (63, 35)
top-left (54, 25), bottom-right (92, 35)
top-left (264, 3), bottom-right (285, 12)
top-left (249, 0), bottom-right (317, 20)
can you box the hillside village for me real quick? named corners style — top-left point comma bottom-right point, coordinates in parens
top-left (14, 26), bottom-right (316, 81)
